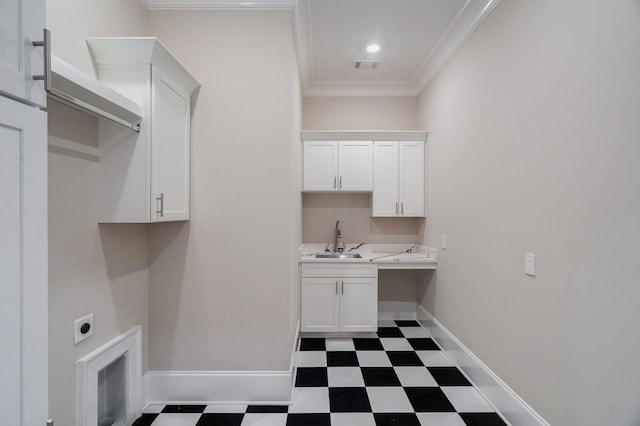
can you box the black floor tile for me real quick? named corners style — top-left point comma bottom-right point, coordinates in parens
top-left (295, 367), bottom-right (328, 387)
top-left (404, 387), bottom-right (456, 412)
top-left (195, 413), bottom-right (244, 426)
top-left (300, 338), bottom-right (325, 351)
top-left (286, 413), bottom-right (331, 426)
top-left (329, 387), bottom-right (372, 412)
top-left (427, 367), bottom-right (472, 386)
top-left (353, 338), bottom-right (384, 351)
top-left (327, 351), bottom-right (359, 367)
top-left (374, 413), bottom-right (421, 426)
top-left (246, 405), bottom-right (289, 413)
top-left (131, 413), bottom-right (158, 426)
top-left (377, 327), bottom-right (404, 338)
top-left (407, 338), bottom-right (440, 350)
top-left (361, 367), bottom-right (402, 386)
top-left (459, 412), bottom-right (509, 426)
top-left (162, 405), bottom-right (207, 413)
top-left (395, 320), bottom-right (421, 327)
top-left (387, 351), bottom-right (424, 366)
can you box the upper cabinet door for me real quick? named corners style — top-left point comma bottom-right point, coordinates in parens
top-left (0, 0), bottom-right (46, 107)
top-left (303, 141), bottom-right (338, 191)
top-left (372, 141), bottom-right (399, 216)
top-left (337, 141), bottom-right (372, 191)
top-left (399, 141), bottom-right (425, 217)
top-left (151, 66), bottom-right (190, 222)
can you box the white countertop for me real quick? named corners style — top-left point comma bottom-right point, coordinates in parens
top-left (299, 243), bottom-right (437, 270)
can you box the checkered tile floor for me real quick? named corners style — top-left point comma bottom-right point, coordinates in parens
top-left (133, 320), bottom-right (508, 426)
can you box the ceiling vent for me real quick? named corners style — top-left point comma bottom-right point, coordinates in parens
top-left (354, 60), bottom-right (381, 70)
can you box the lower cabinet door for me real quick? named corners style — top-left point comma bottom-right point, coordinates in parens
top-left (340, 278), bottom-right (378, 332)
top-left (301, 278), bottom-right (340, 332)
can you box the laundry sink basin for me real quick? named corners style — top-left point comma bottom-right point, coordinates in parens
top-left (315, 253), bottom-right (362, 259)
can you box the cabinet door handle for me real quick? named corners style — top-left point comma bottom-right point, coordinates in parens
top-left (401, 202), bottom-right (404, 215)
top-left (341, 280), bottom-right (344, 294)
top-left (333, 176), bottom-right (337, 189)
top-left (156, 193), bottom-right (164, 218)
top-left (339, 176), bottom-right (342, 188)
top-left (32, 29), bottom-right (51, 92)
top-left (336, 281), bottom-right (339, 295)
top-left (396, 202), bottom-right (399, 215)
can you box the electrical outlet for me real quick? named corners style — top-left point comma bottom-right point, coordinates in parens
top-left (524, 253), bottom-right (536, 276)
top-left (74, 313), bottom-right (94, 344)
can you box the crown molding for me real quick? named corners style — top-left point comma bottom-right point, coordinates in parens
top-left (139, 0), bottom-right (294, 10)
top-left (412, 0), bottom-right (502, 92)
top-left (304, 81), bottom-right (419, 98)
top-left (138, 0), bottom-right (501, 97)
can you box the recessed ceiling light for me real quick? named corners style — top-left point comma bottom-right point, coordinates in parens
top-left (366, 44), bottom-right (381, 53)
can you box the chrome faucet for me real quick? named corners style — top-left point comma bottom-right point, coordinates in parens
top-left (334, 220), bottom-right (343, 253)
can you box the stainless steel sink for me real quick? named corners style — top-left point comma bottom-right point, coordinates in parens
top-left (315, 253), bottom-right (362, 259)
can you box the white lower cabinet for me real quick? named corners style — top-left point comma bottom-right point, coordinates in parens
top-left (0, 95), bottom-right (48, 426)
top-left (301, 264), bottom-right (378, 332)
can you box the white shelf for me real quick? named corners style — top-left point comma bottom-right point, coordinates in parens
top-left (49, 56), bottom-right (143, 130)
top-left (86, 37), bottom-right (200, 95)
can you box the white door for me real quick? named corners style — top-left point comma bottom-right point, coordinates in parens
top-left (151, 66), bottom-right (190, 222)
top-left (372, 141), bottom-right (399, 216)
top-left (399, 141), bottom-right (425, 217)
top-left (340, 278), bottom-right (378, 332)
top-left (303, 141), bottom-right (338, 191)
top-left (338, 141), bottom-right (372, 191)
top-left (0, 95), bottom-right (48, 426)
top-left (301, 278), bottom-right (340, 332)
top-left (0, 0), bottom-right (46, 107)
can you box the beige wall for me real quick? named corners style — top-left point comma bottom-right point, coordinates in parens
top-left (302, 97), bottom-right (423, 244)
top-left (417, 1), bottom-right (640, 424)
top-left (47, 0), bottom-right (147, 76)
top-left (46, 2), bottom-right (148, 424)
top-left (303, 97), bottom-right (418, 130)
top-left (146, 10), bottom-right (302, 371)
top-left (48, 101), bottom-right (149, 426)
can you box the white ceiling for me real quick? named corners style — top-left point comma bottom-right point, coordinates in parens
top-left (140, 0), bottom-right (502, 97)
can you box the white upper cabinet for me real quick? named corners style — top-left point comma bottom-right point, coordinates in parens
top-left (0, 0), bottom-right (46, 106)
top-left (303, 140), bottom-right (373, 192)
top-left (373, 141), bottom-right (425, 217)
top-left (87, 38), bottom-right (200, 223)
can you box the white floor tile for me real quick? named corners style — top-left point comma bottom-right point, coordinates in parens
top-left (380, 337), bottom-right (413, 351)
top-left (326, 339), bottom-right (356, 351)
top-left (417, 412), bottom-right (467, 426)
top-left (400, 327), bottom-right (431, 338)
top-left (416, 350), bottom-right (454, 366)
top-left (331, 412), bottom-right (376, 426)
top-left (356, 351), bottom-right (392, 367)
top-left (394, 366), bottom-right (438, 387)
top-left (241, 413), bottom-right (288, 426)
top-left (377, 320), bottom-right (398, 327)
top-left (148, 413), bottom-right (202, 426)
top-left (366, 387), bottom-right (414, 413)
top-left (288, 387), bottom-right (330, 413)
top-left (143, 404), bottom-right (164, 413)
top-left (441, 387), bottom-right (494, 412)
top-left (327, 367), bottom-right (365, 387)
top-left (297, 351), bottom-right (327, 367)
top-left (204, 404), bottom-right (248, 413)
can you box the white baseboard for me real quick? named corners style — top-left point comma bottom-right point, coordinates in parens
top-left (417, 306), bottom-right (549, 426)
top-left (142, 321), bottom-right (300, 408)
